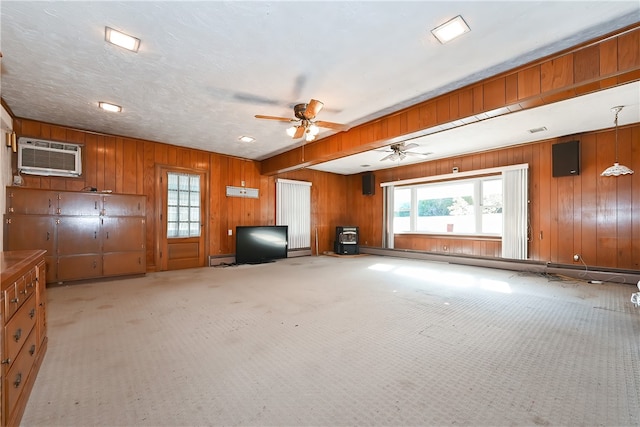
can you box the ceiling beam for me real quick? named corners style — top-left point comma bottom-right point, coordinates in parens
top-left (261, 24), bottom-right (639, 176)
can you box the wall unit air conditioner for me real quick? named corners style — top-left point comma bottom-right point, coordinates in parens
top-left (18, 137), bottom-right (83, 177)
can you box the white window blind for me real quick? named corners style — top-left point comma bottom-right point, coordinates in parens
top-left (501, 167), bottom-right (529, 259)
top-left (276, 179), bottom-right (311, 250)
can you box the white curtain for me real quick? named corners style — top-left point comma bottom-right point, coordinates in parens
top-left (276, 178), bottom-right (311, 250)
top-left (502, 167), bottom-right (529, 259)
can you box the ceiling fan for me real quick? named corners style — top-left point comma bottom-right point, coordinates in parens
top-left (255, 99), bottom-right (349, 142)
top-left (378, 142), bottom-right (432, 162)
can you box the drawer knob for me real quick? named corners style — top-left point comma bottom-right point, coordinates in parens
top-left (14, 373), bottom-right (22, 388)
top-left (29, 345), bottom-right (36, 356)
top-left (29, 308), bottom-right (36, 319)
top-left (1, 358), bottom-right (11, 365)
top-left (13, 328), bottom-right (22, 342)
top-left (11, 297), bottom-right (19, 304)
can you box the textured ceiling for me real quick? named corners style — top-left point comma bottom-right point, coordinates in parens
top-left (1, 2), bottom-right (639, 175)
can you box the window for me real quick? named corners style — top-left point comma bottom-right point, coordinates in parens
top-left (167, 172), bottom-right (201, 238)
top-left (393, 176), bottom-right (503, 236)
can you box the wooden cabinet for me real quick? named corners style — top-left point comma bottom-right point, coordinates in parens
top-left (4, 188), bottom-right (146, 284)
top-left (0, 250), bottom-right (47, 427)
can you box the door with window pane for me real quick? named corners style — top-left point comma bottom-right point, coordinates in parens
top-left (159, 168), bottom-right (206, 270)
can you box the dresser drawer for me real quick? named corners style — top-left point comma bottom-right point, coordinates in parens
top-left (3, 283), bottom-right (19, 322)
top-left (5, 328), bottom-right (38, 420)
top-left (4, 293), bottom-right (37, 367)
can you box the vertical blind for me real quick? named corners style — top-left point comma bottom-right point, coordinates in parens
top-left (502, 167), bottom-right (528, 260)
top-left (276, 178), bottom-right (312, 250)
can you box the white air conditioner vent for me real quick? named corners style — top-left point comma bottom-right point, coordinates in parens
top-left (18, 138), bottom-right (83, 177)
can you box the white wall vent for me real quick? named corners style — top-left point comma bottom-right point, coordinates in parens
top-left (18, 138), bottom-right (83, 177)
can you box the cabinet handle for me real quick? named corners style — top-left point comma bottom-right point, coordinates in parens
top-left (1, 358), bottom-right (11, 365)
top-left (93, 261), bottom-right (97, 269)
top-left (29, 308), bottom-right (36, 319)
top-left (47, 231), bottom-right (50, 241)
top-left (13, 328), bottom-right (22, 342)
top-left (95, 201), bottom-right (98, 210)
top-left (106, 231), bottom-right (109, 239)
top-left (11, 297), bottom-right (19, 304)
top-left (14, 373), bottom-right (22, 388)
top-left (94, 231), bottom-right (97, 239)
top-left (29, 345), bottom-right (36, 356)
top-left (48, 199), bottom-right (51, 208)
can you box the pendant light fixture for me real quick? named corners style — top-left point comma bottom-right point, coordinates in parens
top-left (601, 106), bottom-right (634, 177)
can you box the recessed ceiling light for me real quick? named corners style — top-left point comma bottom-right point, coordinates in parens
top-left (431, 15), bottom-right (470, 44)
top-left (98, 102), bottom-right (122, 113)
top-left (105, 27), bottom-right (140, 52)
top-left (528, 126), bottom-right (548, 134)
top-left (238, 136), bottom-right (255, 143)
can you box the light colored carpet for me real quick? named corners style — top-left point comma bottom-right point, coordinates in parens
top-left (21, 255), bottom-right (640, 426)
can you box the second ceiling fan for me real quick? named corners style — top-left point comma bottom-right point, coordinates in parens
top-left (378, 142), bottom-right (431, 162)
top-left (255, 99), bottom-right (349, 141)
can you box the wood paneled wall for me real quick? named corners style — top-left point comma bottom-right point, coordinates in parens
top-left (9, 119), bottom-right (638, 272)
top-left (10, 119), bottom-right (351, 270)
top-left (346, 124), bottom-right (639, 271)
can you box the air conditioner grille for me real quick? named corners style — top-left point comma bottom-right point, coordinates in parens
top-left (18, 137), bottom-right (83, 177)
top-left (20, 147), bottom-right (78, 171)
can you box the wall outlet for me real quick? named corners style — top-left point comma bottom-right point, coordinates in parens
top-left (573, 254), bottom-right (580, 262)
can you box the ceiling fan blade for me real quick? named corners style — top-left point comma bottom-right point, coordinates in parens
top-left (255, 115), bottom-right (294, 122)
top-left (293, 126), bottom-right (306, 139)
top-left (314, 120), bottom-right (349, 131)
top-left (402, 142), bottom-right (419, 150)
top-left (405, 151), bottom-right (431, 157)
top-left (304, 99), bottom-right (324, 119)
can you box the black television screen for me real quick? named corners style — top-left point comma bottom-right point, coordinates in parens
top-left (235, 225), bottom-right (288, 264)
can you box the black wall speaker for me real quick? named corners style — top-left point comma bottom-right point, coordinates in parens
top-left (552, 140), bottom-right (580, 177)
top-left (362, 172), bottom-right (375, 195)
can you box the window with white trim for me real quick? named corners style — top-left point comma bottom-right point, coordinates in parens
top-left (393, 175), bottom-right (503, 236)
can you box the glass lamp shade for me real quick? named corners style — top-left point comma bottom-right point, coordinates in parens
top-left (601, 162), bottom-right (634, 176)
top-left (308, 124), bottom-right (320, 136)
top-left (286, 126), bottom-right (297, 137)
top-left (304, 131), bottom-right (315, 142)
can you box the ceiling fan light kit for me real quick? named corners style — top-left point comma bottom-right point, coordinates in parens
top-left (255, 99), bottom-right (349, 141)
top-left (601, 106), bottom-right (634, 177)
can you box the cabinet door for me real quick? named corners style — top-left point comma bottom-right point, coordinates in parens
top-left (102, 194), bottom-right (146, 216)
top-left (57, 217), bottom-right (101, 255)
top-left (7, 189), bottom-right (58, 215)
top-left (57, 255), bottom-right (102, 281)
top-left (4, 215), bottom-right (56, 254)
top-left (58, 192), bottom-right (101, 216)
top-left (103, 251), bottom-right (146, 276)
top-left (102, 217), bottom-right (145, 252)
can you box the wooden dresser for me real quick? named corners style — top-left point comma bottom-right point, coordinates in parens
top-left (4, 187), bottom-right (146, 284)
top-left (0, 249), bottom-right (47, 427)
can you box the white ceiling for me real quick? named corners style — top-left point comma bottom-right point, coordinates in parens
top-left (1, 2), bottom-right (639, 175)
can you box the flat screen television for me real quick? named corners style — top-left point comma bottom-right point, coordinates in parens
top-left (235, 225), bottom-right (288, 265)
